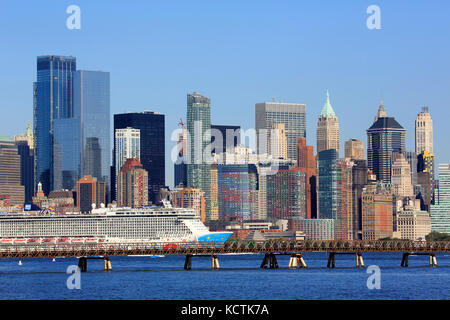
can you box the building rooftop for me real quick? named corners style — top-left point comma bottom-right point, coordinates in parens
top-left (368, 117), bottom-right (404, 130)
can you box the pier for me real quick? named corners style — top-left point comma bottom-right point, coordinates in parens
top-left (0, 240), bottom-right (449, 271)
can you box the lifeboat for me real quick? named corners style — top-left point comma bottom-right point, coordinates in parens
top-left (28, 238), bottom-right (40, 243)
top-left (42, 238), bottom-right (55, 243)
top-left (57, 237), bottom-right (70, 242)
top-left (13, 239), bottom-right (27, 244)
top-left (1, 239), bottom-right (12, 244)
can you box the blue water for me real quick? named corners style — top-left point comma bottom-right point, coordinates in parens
top-left (0, 253), bottom-right (448, 300)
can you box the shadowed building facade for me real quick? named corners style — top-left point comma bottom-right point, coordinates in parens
top-left (296, 137), bottom-right (317, 219)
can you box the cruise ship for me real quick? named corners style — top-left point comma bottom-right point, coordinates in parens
top-left (0, 202), bottom-right (232, 247)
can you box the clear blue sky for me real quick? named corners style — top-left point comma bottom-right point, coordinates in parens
top-left (1, 0), bottom-right (449, 187)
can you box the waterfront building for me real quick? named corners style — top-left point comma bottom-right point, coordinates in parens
top-left (211, 124), bottom-right (241, 155)
top-left (296, 137), bottom-right (317, 219)
top-left (391, 153), bottom-right (414, 198)
top-left (430, 163), bottom-right (450, 233)
top-left (117, 158), bottom-right (148, 208)
top-left (288, 218), bottom-right (335, 240)
top-left (266, 168), bottom-right (306, 221)
top-left (268, 123), bottom-right (288, 160)
top-left (396, 199), bottom-right (431, 240)
top-left (361, 181), bottom-right (395, 240)
top-left (255, 100), bottom-right (306, 161)
top-left (34, 55), bottom-right (76, 195)
top-left (367, 102), bottom-right (406, 183)
top-left (415, 106), bottom-right (433, 155)
top-left (345, 139), bottom-right (364, 160)
top-left (74, 70), bottom-right (111, 200)
top-left (186, 92), bottom-right (211, 219)
top-left (317, 149), bottom-right (339, 219)
top-left (218, 164), bottom-right (258, 222)
top-left (113, 111), bottom-right (165, 203)
top-left (0, 136), bottom-right (25, 206)
top-left (316, 90), bottom-right (340, 156)
top-left (172, 186), bottom-right (206, 222)
top-left (14, 123), bottom-right (34, 203)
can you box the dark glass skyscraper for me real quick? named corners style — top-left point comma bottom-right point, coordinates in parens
top-left (367, 104), bottom-right (406, 183)
top-left (113, 112), bottom-right (165, 203)
top-left (318, 149), bottom-right (339, 219)
top-left (34, 55), bottom-right (76, 195)
top-left (211, 125), bottom-right (241, 155)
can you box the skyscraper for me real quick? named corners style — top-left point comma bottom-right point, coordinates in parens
top-left (217, 164), bottom-right (258, 222)
top-left (34, 55), bottom-right (76, 195)
top-left (76, 175), bottom-right (98, 213)
top-left (174, 123), bottom-right (188, 187)
top-left (362, 181), bottom-right (395, 240)
top-left (187, 92), bottom-right (211, 219)
top-left (316, 90), bottom-right (340, 156)
top-left (0, 136), bottom-right (25, 206)
top-left (114, 127), bottom-right (140, 200)
top-left (14, 123), bottom-right (34, 203)
top-left (317, 149), bottom-right (339, 219)
top-left (211, 125), bottom-right (241, 155)
top-left (266, 168), bottom-right (306, 221)
top-left (117, 158), bottom-right (148, 208)
top-left (367, 103), bottom-right (406, 183)
top-left (345, 139), bottom-right (364, 160)
top-left (430, 163), bottom-right (450, 233)
top-left (296, 137), bottom-right (317, 219)
top-left (351, 160), bottom-right (368, 240)
top-left (255, 101), bottom-right (306, 161)
top-left (415, 106), bottom-right (433, 155)
top-left (417, 150), bottom-right (435, 205)
top-left (268, 123), bottom-right (288, 160)
top-left (73, 70), bottom-right (111, 200)
top-left (172, 186), bottom-right (206, 222)
top-left (391, 153), bottom-right (414, 198)
top-left (113, 111), bottom-right (165, 203)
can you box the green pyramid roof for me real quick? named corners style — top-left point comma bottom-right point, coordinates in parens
top-left (320, 90), bottom-right (336, 117)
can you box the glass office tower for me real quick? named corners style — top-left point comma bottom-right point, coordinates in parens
top-left (113, 112), bottom-right (165, 203)
top-left (318, 149), bottom-right (339, 219)
top-left (73, 70), bottom-right (111, 201)
top-left (52, 118), bottom-right (80, 190)
top-left (187, 92), bottom-right (211, 220)
top-left (34, 55), bottom-right (76, 195)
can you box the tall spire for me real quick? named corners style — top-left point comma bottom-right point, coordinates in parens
top-left (320, 89), bottom-right (336, 117)
top-left (374, 100), bottom-right (387, 122)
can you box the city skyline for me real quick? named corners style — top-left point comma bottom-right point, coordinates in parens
top-left (1, 1), bottom-right (449, 187)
